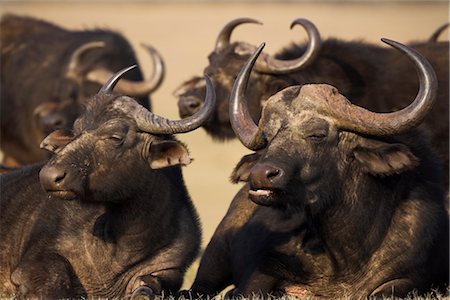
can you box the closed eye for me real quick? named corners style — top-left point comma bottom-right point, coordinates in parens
top-left (307, 133), bottom-right (327, 142)
top-left (109, 134), bottom-right (125, 144)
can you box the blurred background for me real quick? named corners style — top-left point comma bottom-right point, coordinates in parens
top-left (1, 0), bottom-right (448, 287)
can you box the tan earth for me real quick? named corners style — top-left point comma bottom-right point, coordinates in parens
top-left (1, 1), bottom-right (448, 289)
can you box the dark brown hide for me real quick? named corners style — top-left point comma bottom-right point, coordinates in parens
top-left (184, 44), bottom-right (448, 299)
top-left (175, 20), bottom-right (449, 189)
top-left (0, 14), bottom-right (156, 166)
top-left (0, 67), bottom-right (216, 298)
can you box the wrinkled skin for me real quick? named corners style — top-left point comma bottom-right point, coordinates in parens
top-left (186, 85), bottom-right (449, 299)
top-left (0, 92), bottom-right (200, 298)
top-left (175, 38), bottom-right (449, 189)
top-left (1, 14), bottom-right (151, 166)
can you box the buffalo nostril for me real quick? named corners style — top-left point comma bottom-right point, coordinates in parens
top-left (51, 118), bottom-right (64, 128)
top-left (250, 164), bottom-right (286, 189)
top-left (188, 100), bottom-right (201, 109)
top-left (40, 166), bottom-right (67, 190)
top-left (41, 114), bottom-right (66, 132)
top-left (47, 116), bottom-right (65, 129)
top-left (266, 168), bottom-right (280, 180)
top-left (179, 98), bottom-right (202, 115)
top-left (54, 171), bottom-right (66, 184)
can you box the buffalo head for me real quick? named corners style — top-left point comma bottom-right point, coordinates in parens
top-left (39, 66), bottom-right (215, 202)
top-left (230, 40), bottom-right (436, 208)
top-left (34, 42), bottom-right (165, 141)
top-left (175, 18), bottom-right (321, 140)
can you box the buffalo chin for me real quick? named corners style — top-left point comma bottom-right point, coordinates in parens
top-left (46, 190), bottom-right (78, 201)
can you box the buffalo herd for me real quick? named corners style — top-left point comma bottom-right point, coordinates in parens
top-left (0, 13), bottom-right (448, 300)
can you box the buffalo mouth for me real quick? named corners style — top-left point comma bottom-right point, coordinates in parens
top-left (46, 190), bottom-right (78, 200)
top-left (248, 188), bottom-right (278, 206)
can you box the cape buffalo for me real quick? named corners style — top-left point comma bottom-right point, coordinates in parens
top-left (0, 66), bottom-right (215, 299)
top-left (184, 42), bottom-right (448, 299)
top-left (175, 18), bottom-right (449, 190)
top-left (1, 14), bottom-right (164, 166)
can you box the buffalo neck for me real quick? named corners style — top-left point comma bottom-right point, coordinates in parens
top-left (102, 167), bottom-right (181, 258)
top-left (313, 172), bottom-right (400, 274)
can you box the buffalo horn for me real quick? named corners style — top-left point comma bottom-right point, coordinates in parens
top-left (86, 43), bottom-right (165, 97)
top-left (215, 18), bottom-right (262, 52)
top-left (98, 65), bottom-right (136, 94)
top-left (254, 18), bottom-right (321, 75)
top-left (335, 38), bottom-right (437, 136)
top-left (66, 41), bottom-right (106, 80)
top-left (103, 66), bottom-right (216, 134)
top-left (428, 23), bottom-right (449, 43)
top-left (229, 43), bottom-right (267, 151)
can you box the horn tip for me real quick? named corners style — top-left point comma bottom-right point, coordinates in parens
top-left (253, 19), bottom-right (263, 25)
top-left (99, 65), bottom-right (138, 94)
top-left (381, 37), bottom-right (394, 45)
top-left (140, 43), bottom-right (155, 52)
top-left (257, 42), bottom-right (266, 51)
top-left (241, 17), bottom-right (262, 25)
top-left (122, 65), bottom-right (138, 74)
top-left (290, 18), bottom-right (310, 30)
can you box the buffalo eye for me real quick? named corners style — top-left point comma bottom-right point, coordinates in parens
top-left (109, 134), bottom-right (125, 145)
top-left (302, 118), bottom-right (329, 143)
top-left (307, 133), bottom-right (327, 142)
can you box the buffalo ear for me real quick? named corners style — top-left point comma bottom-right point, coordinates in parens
top-left (230, 152), bottom-right (261, 183)
top-left (353, 143), bottom-right (419, 176)
top-left (40, 129), bottom-right (74, 154)
top-left (149, 140), bottom-right (191, 169)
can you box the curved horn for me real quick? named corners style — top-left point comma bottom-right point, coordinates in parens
top-left (86, 44), bottom-right (165, 97)
top-left (215, 18), bottom-right (262, 52)
top-left (254, 18), bottom-right (321, 75)
top-left (99, 65), bottom-right (136, 94)
top-left (335, 38), bottom-right (437, 136)
top-left (230, 43), bottom-right (267, 150)
top-left (428, 23), bottom-right (449, 42)
top-left (66, 41), bottom-right (106, 80)
top-left (112, 74), bottom-right (216, 134)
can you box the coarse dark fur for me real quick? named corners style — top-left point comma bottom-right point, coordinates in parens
top-left (0, 91), bottom-right (200, 298)
top-left (175, 32), bottom-right (449, 189)
top-left (0, 14), bottom-right (150, 166)
top-left (185, 85), bottom-right (449, 299)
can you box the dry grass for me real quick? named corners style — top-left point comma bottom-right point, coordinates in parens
top-left (168, 288), bottom-right (450, 300)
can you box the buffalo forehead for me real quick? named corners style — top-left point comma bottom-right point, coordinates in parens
top-left (259, 84), bottom-right (347, 138)
top-left (233, 42), bottom-right (258, 56)
top-left (75, 95), bottom-right (136, 131)
top-left (173, 76), bottom-right (204, 97)
top-left (262, 84), bottom-right (351, 119)
top-left (293, 84), bottom-right (351, 112)
top-left (261, 85), bottom-right (299, 113)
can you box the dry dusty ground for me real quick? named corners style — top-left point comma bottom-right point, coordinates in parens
top-left (1, 0), bottom-right (448, 289)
